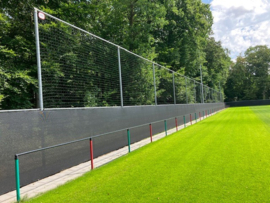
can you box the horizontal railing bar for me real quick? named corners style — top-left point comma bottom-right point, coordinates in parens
top-left (16, 108), bottom-right (218, 156)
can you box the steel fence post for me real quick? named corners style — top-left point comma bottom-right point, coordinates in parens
top-left (118, 47), bottom-right (124, 107)
top-left (173, 73), bottom-right (176, 104)
top-left (89, 138), bottom-right (94, 170)
top-left (15, 155), bottom-right (20, 202)
top-left (164, 120), bottom-right (167, 136)
top-left (153, 64), bottom-right (157, 105)
top-left (127, 129), bottom-right (131, 152)
top-left (34, 8), bottom-right (44, 111)
top-left (200, 64), bottom-right (204, 103)
top-left (149, 124), bottom-right (153, 142)
top-left (194, 81), bottom-right (196, 103)
top-left (175, 117), bottom-right (178, 131)
top-left (200, 83), bottom-right (202, 103)
top-left (185, 77), bottom-right (188, 104)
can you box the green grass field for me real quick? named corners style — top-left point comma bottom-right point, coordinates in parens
top-left (26, 106), bottom-right (270, 203)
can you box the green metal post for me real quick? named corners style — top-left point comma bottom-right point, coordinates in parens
top-left (164, 120), bottom-right (167, 136)
top-left (203, 111), bottom-right (204, 118)
top-left (127, 129), bottom-right (131, 153)
top-left (195, 113), bottom-right (197, 123)
top-left (184, 116), bottom-right (186, 127)
top-left (15, 155), bottom-right (20, 202)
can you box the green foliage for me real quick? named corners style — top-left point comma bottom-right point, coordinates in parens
top-left (155, 0), bottom-right (213, 75)
top-left (203, 37), bottom-right (231, 97)
top-left (225, 45), bottom-right (270, 101)
top-left (0, 0), bottom-right (229, 109)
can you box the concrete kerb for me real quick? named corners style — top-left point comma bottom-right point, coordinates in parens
top-left (0, 109), bottom-right (222, 203)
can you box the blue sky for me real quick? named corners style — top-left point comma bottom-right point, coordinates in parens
top-left (202, 0), bottom-right (212, 4)
top-left (201, 0), bottom-right (270, 60)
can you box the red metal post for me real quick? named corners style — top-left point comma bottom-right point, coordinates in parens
top-left (175, 117), bottom-right (178, 131)
top-left (149, 124), bottom-right (153, 142)
top-left (190, 114), bottom-right (192, 125)
top-left (90, 138), bottom-right (94, 170)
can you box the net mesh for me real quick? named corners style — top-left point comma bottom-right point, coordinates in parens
top-left (175, 75), bottom-right (187, 104)
top-left (155, 66), bottom-right (174, 104)
top-left (39, 14), bottom-right (120, 108)
top-left (120, 50), bottom-right (155, 106)
top-left (37, 11), bottom-right (221, 108)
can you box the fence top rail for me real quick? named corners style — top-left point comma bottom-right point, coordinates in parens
top-left (15, 105), bottom-right (221, 157)
top-left (34, 7), bottom-right (218, 91)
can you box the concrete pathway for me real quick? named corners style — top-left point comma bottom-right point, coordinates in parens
top-left (0, 111), bottom-right (220, 203)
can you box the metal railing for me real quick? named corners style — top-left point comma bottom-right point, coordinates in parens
top-left (14, 106), bottom-right (222, 201)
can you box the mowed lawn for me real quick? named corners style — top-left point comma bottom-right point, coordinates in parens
top-left (26, 106), bottom-right (270, 203)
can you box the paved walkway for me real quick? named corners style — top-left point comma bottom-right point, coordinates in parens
top-left (0, 111), bottom-right (220, 203)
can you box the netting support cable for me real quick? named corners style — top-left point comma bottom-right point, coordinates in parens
top-left (153, 64), bottom-right (157, 105)
top-left (117, 47), bottom-right (124, 107)
top-left (34, 8), bottom-right (44, 110)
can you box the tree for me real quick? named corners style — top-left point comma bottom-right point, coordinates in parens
top-left (154, 0), bottom-right (213, 76)
top-left (245, 45), bottom-right (270, 99)
top-left (203, 37), bottom-right (231, 98)
top-left (0, 0), bottom-right (227, 109)
top-left (224, 45), bottom-right (270, 101)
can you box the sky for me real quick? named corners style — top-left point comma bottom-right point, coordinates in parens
top-left (202, 0), bottom-right (270, 60)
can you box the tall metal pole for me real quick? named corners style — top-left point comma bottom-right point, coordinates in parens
top-left (210, 88), bottom-right (212, 102)
top-left (194, 81), bottom-right (196, 103)
top-left (185, 77), bottom-right (188, 104)
top-left (219, 82), bottom-right (221, 102)
top-left (118, 47), bottom-right (124, 107)
top-left (34, 9), bottom-right (44, 111)
top-left (200, 64), bottom-right (204, 103)
top-left (153, 64), bottom-right (157, 105)
top-left (173, 73), bottom-right (176, 104)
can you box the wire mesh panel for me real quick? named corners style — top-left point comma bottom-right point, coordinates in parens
top-left (175, 75), bottom-right (187, 104)
top-left (203, 86), bottom-right (209, 103)
top-left (155, 66), bottom-right (174, 105)
top-left (36, 10), bottom-right (222, 108)
top-left (185, 78), bottom-right (195, 104)
top-left (212, 90), bottom-right (217, 102)
top-left (120, 49), bottom-right (155, 106)
top-left (209, 88), bottom-right (213, 102)
top-left (195, 82), bottom-right (202, 103)
top-left (38, 13), bottom-right (120, 108)
top-left (208, 88), bottom-right (212, 103)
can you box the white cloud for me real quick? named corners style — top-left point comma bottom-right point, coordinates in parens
top-left (210, 0), bottom-right (270, 60)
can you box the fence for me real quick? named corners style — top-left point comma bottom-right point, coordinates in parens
top-left (13, 105), bottom-right (223, 201)
top-left (0, 103), bottom-right (225, 197)
top-left (0, 8), bottom-right (226, 199)
top-left (225, 99), bottom-right (270, 107)
top-left (34, 8), bottom-right (223, 110)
